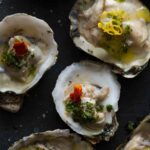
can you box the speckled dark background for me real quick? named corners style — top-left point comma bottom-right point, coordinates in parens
top-left (0, 0), bottom-right (150, 149)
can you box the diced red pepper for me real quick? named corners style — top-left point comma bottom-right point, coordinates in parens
top-left (13, 41), bottom-right (28, 56)
top-left (70, 84), bottom-right (82, 103)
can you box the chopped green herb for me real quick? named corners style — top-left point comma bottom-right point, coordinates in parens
top-left (2, 51), bottom-right (23, 69)
top-left (65, 100), bottom-right (79, 114)
top-left (127, 121), bottom-right (135, 131)
top-left (106, 105), bottom-right (113, 112)
top-left (96, 105), bottom-right (104, 112)
top-left (124, 25), bottom-right (132, 35)
top-left (65, 100), bottom-right (97, 123)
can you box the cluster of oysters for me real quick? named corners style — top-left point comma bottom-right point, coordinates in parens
top-left (0, 0), bottom-right (150, 150)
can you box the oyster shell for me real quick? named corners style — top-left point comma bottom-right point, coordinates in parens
top-left (8, 129), bottom-right (94, 150)
top-left (117, 114), bottom-right (150, 150)
top-left (0, 92), bottom-right (24, 113)
top-left (0, 13), bottom-right (58, 112)
top-left (52, 61), bottom-right (120, 143)
top-left (69, 0), bottom-right (150, 78)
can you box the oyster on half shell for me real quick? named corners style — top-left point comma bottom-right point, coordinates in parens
top-left (8, 129), bottom-right (94, 150)
top-left (70, 0), bottom-right (150, 78)
top-left (117, 114), bottom-right (150, 150)
top-left (52, 61), bottom-right (121, 143)
top-left (0, 13), bottom-right (58, 112)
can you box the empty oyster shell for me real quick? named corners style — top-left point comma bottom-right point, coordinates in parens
top-left (0, 13), bottom-right (58, 112)
top-left (117, 114), bottom-right (150, 150)
top-left (52, 61), bottom-right (120, 143)
top-left (69, 0), bottom-right (150, 78)
top-left (8, 129), bottom-right (94, 150)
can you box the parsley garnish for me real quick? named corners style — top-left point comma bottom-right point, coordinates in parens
top-left (96, 105), bottom-right (104, 112)
top-left (65, 99), bottom-right (114, 123)
top-left (106, 105), bottom-right (113, 112)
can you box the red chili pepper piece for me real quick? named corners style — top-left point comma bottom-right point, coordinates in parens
top-left (70, 84), bottom-right (82, 103)
top-left (13, 41), bottom-right (28, 56)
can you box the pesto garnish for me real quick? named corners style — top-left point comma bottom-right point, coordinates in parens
top-left (65, 100), bottom-right (79, 114)
top-left (80, 102), bottom-right (96, 122)
top-left (121, 43), bottom-right (129, 53)
top-left (124, 25), bottom-right (132, 35)
top-left (121, 25), bottom-right (132, 53)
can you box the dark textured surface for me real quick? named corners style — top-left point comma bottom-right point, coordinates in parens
top-left (0, 0), bottom-right (150, 149)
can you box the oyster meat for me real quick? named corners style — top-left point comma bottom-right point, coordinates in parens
top-left (70, 0), bottom-right (150, 78)
top-left (117, 114), bottom-right (150, 150)
top-left (52, 61), bottom-right (121, 143)
top-left (0, 13), bottom-right (58, 112)
top-left (8, 129), bottom-right (94, 150)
